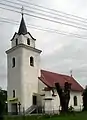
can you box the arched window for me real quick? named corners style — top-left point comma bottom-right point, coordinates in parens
top-left (27, 38), bottom-right (30, 45)
top-left (74, 96), bottom-right (77, 106)
top-left (13, 90), bottom-right (15, 98)
top-left (12, 57), bottom-right (15, 68)
top-left (16, 38), bottom-right (18, 46)
top-left (30, 56), bottom-right (34, 66)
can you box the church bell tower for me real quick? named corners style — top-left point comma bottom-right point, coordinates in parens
top-left (6, 14), bottom-right (42, 114)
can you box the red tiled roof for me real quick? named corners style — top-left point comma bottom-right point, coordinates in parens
top-left (39, 70), bottom-right (83, 91)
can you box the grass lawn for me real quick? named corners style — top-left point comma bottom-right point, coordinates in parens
top-left (5, 112), bottom-right (87, 120)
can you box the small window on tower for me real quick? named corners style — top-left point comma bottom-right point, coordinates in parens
top-left (16, 38), bottom-right (18, 46)
top-left (30, 56), bottom-right (34, 66)
top-left (12, 57), bottom-right (15, 68)
top-left (13, 90), bottom-right (15, 98)
top-left (27, 38), bottom-right (30, 45)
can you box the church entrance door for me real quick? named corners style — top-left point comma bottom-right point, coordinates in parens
top-left (11, 103), bottom-right (18, 115)
top-left (33, 95), bottom-right (37, 105)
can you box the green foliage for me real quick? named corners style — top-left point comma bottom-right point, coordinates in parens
top-left (82, 86), bottom-right (87, 111)
top-left (4, 112), bottom-right (87, 120)
top-left (0, 88), bottom-right (7, 119)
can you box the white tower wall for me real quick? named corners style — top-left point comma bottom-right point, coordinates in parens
top-left (6, 44), bottom-right (41, 113)
top-left (21, 46), bottom-right (41, 110)
top-left (7, 47), bottom-right (23, 112)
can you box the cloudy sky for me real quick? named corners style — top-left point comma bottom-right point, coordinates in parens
top-left (0, 0), bottom-right (87, 89)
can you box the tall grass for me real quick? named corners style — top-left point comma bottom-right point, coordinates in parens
top-left (4, 112), bottom-right (87, 120)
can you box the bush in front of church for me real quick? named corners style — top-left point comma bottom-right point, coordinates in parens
top-left (82, 86), bottom-right (87, 111)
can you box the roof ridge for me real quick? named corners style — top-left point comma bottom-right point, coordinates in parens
top-left (41, 69), bottom-right (70, 77)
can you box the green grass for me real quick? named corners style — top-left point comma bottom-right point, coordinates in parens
top-left (4, 112), bottom-right (87, 120)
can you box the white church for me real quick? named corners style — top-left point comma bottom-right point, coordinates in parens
top-left (6, 14), bottom-right (83, 114)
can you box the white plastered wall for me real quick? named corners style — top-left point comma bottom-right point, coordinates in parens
top-left (21, 47), bottom-right (40, 110)
top-left (69, 91), bottom-right (83, 111)
top-left (7, 47), bottom-right (23, 112)
top-left (11, 34), bottom-right (35, 48)
top-left (7, 45), bottom-right (41, 112)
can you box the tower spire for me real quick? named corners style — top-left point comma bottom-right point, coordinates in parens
top-left (18, 7), bottom-right (27, 35)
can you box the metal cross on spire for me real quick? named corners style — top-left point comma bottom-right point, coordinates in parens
top-left (21, 6), bottom-right (24, 16)
top-left (18, 6), bottom-right (27, 35)
top-left (70, 70), bottom-right (73, 77)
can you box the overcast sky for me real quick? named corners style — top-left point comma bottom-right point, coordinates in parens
top-left (0, 0), bottom-right (87, 89)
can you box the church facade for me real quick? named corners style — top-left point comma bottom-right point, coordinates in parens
top-left (6, 15), bottom-right (83, 114)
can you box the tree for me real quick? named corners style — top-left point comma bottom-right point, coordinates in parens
top-left (82, 86), bottom-right (87, 111)
top-left (0, 88), bottom-right (6, 119)
top-left (55, 82), bottom-right (71, 113)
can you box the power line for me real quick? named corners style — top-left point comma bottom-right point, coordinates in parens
top-left (2, 0), bottom-right (87, 24)
top-left (0, 1), bottom-right (82, 26)
top-left (0, 5), bottom-right (21, 13)
top-left (2, 0), bottom-right (87, 27)
top-left (0, 2), bottom-right (21, 10)
top-left (0, 17), bottom-right (19, 24)
top-left (16, 0), bottom-right (87, 22)
top-left (0, 20), bottom-right (18, 25)
top-left (1, 2), bottom-right (87, 31)
top-left (1, 19), bottom-right (87, 39)
top-left (24, 9), bottom-right (87, 28)
top-left (22, 12), bottom-right (87, 31)
top-left (0, 16), bottom-right (87, 40)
